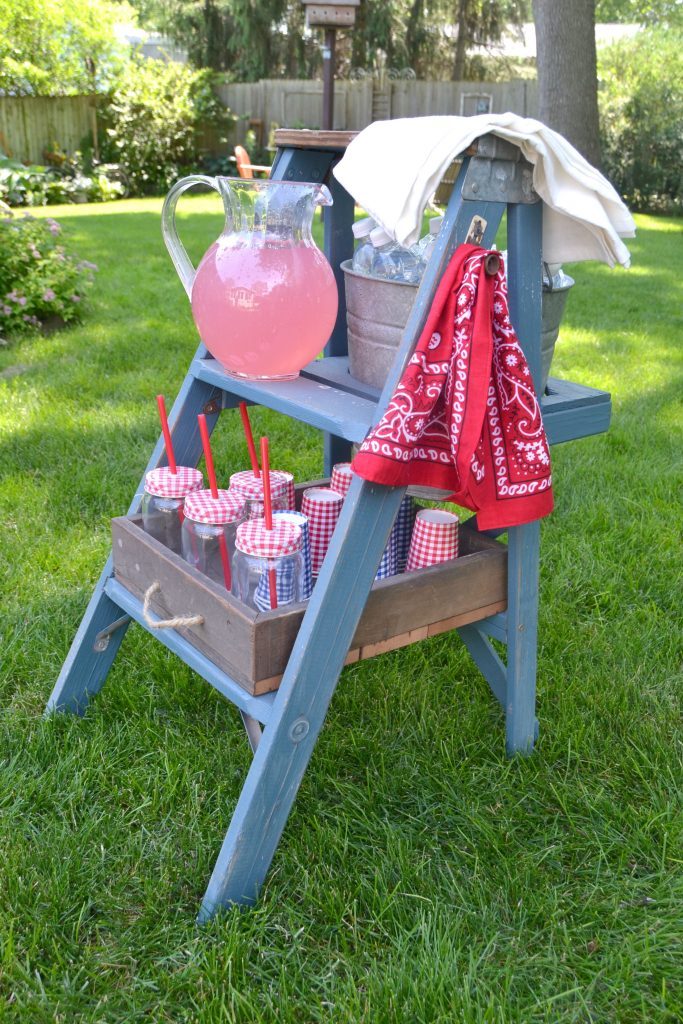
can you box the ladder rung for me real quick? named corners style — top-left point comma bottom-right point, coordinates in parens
top-left (104, 578), bottom-right (277, 725)
top-left (191, 357), bottom-right (377, 442)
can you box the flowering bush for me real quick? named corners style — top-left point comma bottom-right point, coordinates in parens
top-left (0, 208), bottom-right (97, 339)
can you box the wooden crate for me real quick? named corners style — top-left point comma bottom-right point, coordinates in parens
top-left (111, 503), bottom-right (507, 696)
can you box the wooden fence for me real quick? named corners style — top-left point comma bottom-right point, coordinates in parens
top-left (219, 78), bottom-right (538, 146)
top-left (0, 80), bottom-right (538, 164)
top-left (0, 95), bottom-right (96, 165)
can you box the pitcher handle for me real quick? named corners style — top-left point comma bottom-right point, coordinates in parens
top-left (161, 175), bottom-right (219, 299)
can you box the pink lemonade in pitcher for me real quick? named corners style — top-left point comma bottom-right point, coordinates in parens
top-left (161, 176), bottom-right (339, 382)
top-left (191, 238), bottom-right (338, 381)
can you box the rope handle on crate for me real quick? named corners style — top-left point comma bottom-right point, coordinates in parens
top-left (142, 581), bottom-right (204, 630)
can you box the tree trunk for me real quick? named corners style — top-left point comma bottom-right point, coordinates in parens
top-left (452, 0), bottom-right (469, 82)
top-left (406, 0), bottom-right (424, 70)
top-left (533, 0), bottom-right (601, 166)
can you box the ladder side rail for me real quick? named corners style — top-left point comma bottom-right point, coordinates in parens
top-left (197, 165), bottom-right (515, 917)
top-left (198, 477), bottom-right (406, 918)
top-left (503, 200), bottom-right (544, 755)
top-left (45, 368), bottom-right (222, 715)
top-left (322, 166), bottom-right (355, 472)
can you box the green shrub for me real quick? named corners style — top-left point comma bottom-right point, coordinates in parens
top-left (0, 152), bottom-right (126, 207)
top-left (100, 59), bottom-right (234, 196)
top-left (598, 28), bottom-right (683, 213)
top-left (0, 210), bottom-right (97, 339)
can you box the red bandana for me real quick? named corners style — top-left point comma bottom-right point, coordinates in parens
top-left (352, 244), bottom-right (554, 530)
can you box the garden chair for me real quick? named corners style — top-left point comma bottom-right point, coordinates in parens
top-left (234, 144), bottom-right (271, 179)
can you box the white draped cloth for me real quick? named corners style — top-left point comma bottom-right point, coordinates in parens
top-left (333, 114), bottom-right (635, 268)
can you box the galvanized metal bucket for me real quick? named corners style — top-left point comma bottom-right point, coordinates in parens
top-left (341, 259), bottom-right (573, 393)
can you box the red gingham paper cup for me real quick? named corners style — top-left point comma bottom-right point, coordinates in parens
top-left (144, 465), bottom-right (203, 498)
top-left (272, 470), bottom-right (296, 510)
top-left (183, 488), bottom-right (244, 525)
top-left (301, 486), bottom-right (344, 576)
top-left (405, 509), bottom-right (459, 572)
top-left (331, 462), bottom-right (354, 499)
top-left (235, 518), bottom-right (302, 557)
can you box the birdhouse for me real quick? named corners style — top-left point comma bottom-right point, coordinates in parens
top-left (301, 0), bottom-right (360, 28)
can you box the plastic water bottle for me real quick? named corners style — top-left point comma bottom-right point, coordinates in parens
top-left (543, 262), bottom-right (573, 290)
top-left (398, 243), bottom-right (425, 284)
top-left (369, 226), bottom-right (404, 280)
top-left (351, 217), bottom-right (376, 274)
top-left (416, 215), bottom-right (443, 265)
top-left (369, 227), bottom-right (426, 282)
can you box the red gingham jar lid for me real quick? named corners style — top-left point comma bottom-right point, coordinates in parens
top-left (145, 465), bottom-right (203, 498)
top-left (183, 488), bottom-right (244, 525)
top-left (229, 470), bottom-right (288, 502)
top-left (235, 518), bottom-right (302, 557)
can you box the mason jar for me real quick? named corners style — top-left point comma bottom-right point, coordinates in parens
top-left (181, 488), bottom-right (245, 590)
top-left (229, 470), bottom-right (290, 519)
top-left (142, 465), bottom-right (203, 554)
top-left (232, 518), bottom-right (304, 611)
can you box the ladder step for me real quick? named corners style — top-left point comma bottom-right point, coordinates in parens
top-left (191, 357), bottom-right (377, 442)
top-left (192, 355), bottom-right (610, 447)
top-left (543, 378), bottom-right (611, 444)
top-left (104, 578), bottom-right (277, 725)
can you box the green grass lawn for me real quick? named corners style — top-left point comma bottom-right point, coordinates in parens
top-left (0, 197), bottom-right (681, 1023)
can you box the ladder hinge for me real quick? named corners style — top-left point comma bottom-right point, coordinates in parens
top-left (93, 614), bottom-right (131, 652)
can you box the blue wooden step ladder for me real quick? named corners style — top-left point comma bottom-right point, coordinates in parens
top-left (46, 130), bottom-right (611, 920)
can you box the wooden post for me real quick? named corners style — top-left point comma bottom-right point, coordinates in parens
top-left (322, 28), bottom-right (336, 130)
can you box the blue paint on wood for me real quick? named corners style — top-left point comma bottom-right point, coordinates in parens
top-left (47, 133), bottom-right (614, 918)
top-left (458, 623), bottom-right (507, 707)
top-left (324, 435), bottom-right (352, 476)
top-left (272, 148), bottom-right (331, 184)
top-left (198, 475), bottom-right (407, 917)
top-left (191, 357), bottom-right (377, 442)
top-left (505, 520), bottom-right (540, 755)
top-left (105, 579), bottom-right (276, 725)
top-left (377, 160), bottom-right (506, 412)
top-left (45, 555), bottom-right (126, 716)
top-left (302, 356), bottom-right (380, 399)
top-left (544, 397), bottom-right (612, 445)
top-left (323, 166), bottom-right (355, 359)
top-left (506, 201), bottom-right (543, 393)
top-left (321, 166), bottom-right (355, 474)
top-left (476, 612), bottom-right (508, 644)
top-left (46, 362), bottom-right (223, 716)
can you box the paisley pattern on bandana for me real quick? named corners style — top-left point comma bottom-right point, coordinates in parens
top-left (352, 245), bottom-right (553, 530)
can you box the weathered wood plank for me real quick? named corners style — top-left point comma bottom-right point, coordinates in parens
top-left (237, 528), bottom-right (506, 681)
top-left (111, 516), bottom-right (260, 691)
top-left (274, 128), bottom-right (357, 149)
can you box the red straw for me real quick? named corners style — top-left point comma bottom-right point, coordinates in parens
top-left (197, 413), bottom-right (231, 590)
top-left (260, 436), bottom-right (278, 609)
top-left (156, 394), bottom-right (177, 474)
top-left (239, 402), bottom-right (261, 479)
top-left (217, 533), bottom-right (232, 592)
top-left (260, 436), bottom-right (273, 530)
top-left (198, 414), bottom-right (219, 499)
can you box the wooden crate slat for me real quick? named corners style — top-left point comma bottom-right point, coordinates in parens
top-left (112, 517), bottom-right (259, 690)
top-left (112, 513), bottom-right (507, 694)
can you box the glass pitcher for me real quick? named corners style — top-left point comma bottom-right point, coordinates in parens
top-left (161, 176), bottom-right (339, 381)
